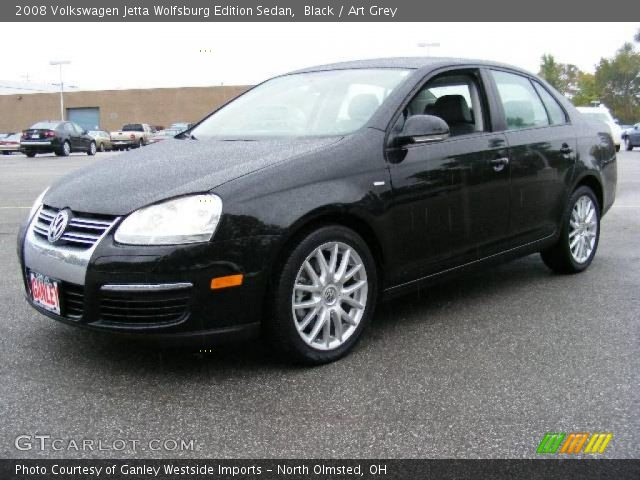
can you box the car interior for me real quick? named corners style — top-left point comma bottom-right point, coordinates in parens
top-left (398, 72), bottom-right (487, 137)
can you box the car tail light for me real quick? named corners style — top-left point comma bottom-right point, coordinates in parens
top-left (44, 130), bottom-right (55, 138)
top-left (21, 131), bottom-right (28, 140)
top-left (130, 134), bottom-right (135, 140)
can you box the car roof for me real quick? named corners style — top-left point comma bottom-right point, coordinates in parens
top-left (288, 57), bottom-right (531, 75)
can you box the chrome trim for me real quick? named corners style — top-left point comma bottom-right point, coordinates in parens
top-left (23, 206), bottom-right (120, 286)
top-left (100, 283), bottom-right (193, 292)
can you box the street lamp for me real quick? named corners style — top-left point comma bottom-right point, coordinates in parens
top-left (49, 60), bottom-right (71, 120)
top-left (417, 42), bottom-right (441, 56)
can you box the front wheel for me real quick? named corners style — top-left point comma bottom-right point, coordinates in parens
top-left (268, 225), bottom-right (377, 364)
top-left (541, 186), bottom-right (600, 274)
top-left (87, 141), bottom-right (96, 156)
top-left (25, 152), bottom-right (36, 158)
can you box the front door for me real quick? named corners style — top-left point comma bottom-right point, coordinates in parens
top-left (386, 69), bottom-right (511, 286)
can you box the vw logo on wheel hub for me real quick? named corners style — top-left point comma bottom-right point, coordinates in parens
top-left (47, 209), bottom-right (70, 243)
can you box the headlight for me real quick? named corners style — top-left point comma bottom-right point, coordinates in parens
top-left (28, 187), bottom-right (49, 221)
top-left (114, 194), bottom-right (222, 245)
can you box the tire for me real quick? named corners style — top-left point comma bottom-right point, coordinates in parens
top-left (87, 141), bottom-right (97, 156)
top-left (615, 144), bottom-right (620, 152)
top-left (99, 142), bottom-right (106, 152)
top-left (267, 225), bottom-right (378, 364)
top-left (541, 186), bottom-right (600, 274)
top-left (138, 139), bottom-right (144, 148)
top-left (25, 152), bottom-right (36, 158)
top-left (625, 137), bottom-right (633, 151)
top-left (57, 141), bottom-right (71, 157)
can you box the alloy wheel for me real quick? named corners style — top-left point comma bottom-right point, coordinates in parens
top-left (568, 195), bottom-right (598, 264)
top-left (63, 142), bottom-right (71, 156)
top-left (291, 241), bottom-right (368, 351)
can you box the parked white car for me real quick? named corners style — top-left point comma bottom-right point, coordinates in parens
top-left (576, 106), bottom-right (622, 152)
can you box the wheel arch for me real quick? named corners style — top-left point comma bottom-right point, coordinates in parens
top-left (267, 208), bottom-right (386, 297)
top-left (573, 174), bottom-right (604, 212)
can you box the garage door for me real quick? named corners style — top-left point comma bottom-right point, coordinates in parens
top-left (67, 107), bottom-right (100, 131)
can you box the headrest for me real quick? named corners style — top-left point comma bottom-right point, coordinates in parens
top-left (433, 95), bottom-right (472, 124)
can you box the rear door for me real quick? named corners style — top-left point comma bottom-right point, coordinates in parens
top-left (487, 69), bottom-right (576, 245)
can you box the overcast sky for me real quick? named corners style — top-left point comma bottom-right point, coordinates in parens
top-left (1, 22), bottom-right (638, 90)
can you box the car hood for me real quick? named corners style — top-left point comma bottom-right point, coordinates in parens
top-left (43, 137), bottom-right (341, 216)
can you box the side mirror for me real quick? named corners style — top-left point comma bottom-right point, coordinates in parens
top-left (82, 129), bottom-right (88, 135)
top-left (395, 115), bottom-right (450, 146)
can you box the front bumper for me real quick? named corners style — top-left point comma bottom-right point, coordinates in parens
top-left (18, 209), bottom-right (279, 345)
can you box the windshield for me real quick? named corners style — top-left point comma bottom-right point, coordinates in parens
top-left (123, 124), bottom-right (143, 131)
top-left (191, 69), bottom-right (410, 138)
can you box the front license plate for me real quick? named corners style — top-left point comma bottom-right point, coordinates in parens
top-left (29, 272), bottom-right (61, 314)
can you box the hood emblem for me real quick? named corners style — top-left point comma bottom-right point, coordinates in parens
top-left (48, 209), bottom-right (70, 243)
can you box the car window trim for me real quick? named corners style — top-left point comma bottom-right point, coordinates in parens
top-left (485, 67), bottom-right (573, 134)
top-left (384, 65), bottom-right (496, 151)
top-left (530, 79), bottom-right (570, 126)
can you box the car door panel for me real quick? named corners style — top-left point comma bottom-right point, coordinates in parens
top-left (505, 126), bottom-right (576, 243)
top-left (388, 133), bottom-right (510, 285)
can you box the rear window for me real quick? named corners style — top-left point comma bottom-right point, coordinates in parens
top-left (30, 122), bottom-right (61, 130)
top-left (123, 124), bottom-right (143, 131)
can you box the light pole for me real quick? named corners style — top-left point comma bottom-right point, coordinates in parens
top-left (49, 60), bottom-right (71, 120)
top-left (417, 42), bottom-right (441, 56)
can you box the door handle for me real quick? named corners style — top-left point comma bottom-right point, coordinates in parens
top-left (491, 157), bottom-right (509, 172)
top-left (560, 144), bottom-right (573, 155)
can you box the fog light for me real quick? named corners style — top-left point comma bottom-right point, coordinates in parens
top-left (211, 274), bottom-right (243, 290)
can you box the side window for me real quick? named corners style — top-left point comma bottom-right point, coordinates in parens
top-left (533, 82), bottom-right (567, 125)
top-left (64, 123), bottom-right (75, 133)
top-left (74, 123), bottom-right (84, 134)
top-left (404, 71), bottom-right (487, 137)
top-left (491, 70), bottom-right (549, 130)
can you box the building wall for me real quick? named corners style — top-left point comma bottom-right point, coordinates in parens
top-left (0, 85), bottom-right (250, 132)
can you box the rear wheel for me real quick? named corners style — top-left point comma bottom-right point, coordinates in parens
top-left (25, 152), bottom-right (36, 158)
top-left (541, 186), bottom-right (600, 274)
top-left (56, 141), bottom-right (71, 157)
top-left (138, 138), bottom-right (144, 148)
top-left (625, 137), bottom-right (633, 151)
top-left (268, 225), bottom-right (377, 364)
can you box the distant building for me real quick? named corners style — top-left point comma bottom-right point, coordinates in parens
top-left (0, 85), bottom-right (250, 132)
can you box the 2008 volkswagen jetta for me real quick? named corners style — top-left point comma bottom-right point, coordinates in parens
top-left (18, 58), bottom-right (617, 364)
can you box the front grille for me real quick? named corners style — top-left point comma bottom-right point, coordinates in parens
top-left (61, 283), bottom-right (84, 319)
top-left (99, 288), bottom-right (192, 325)
top-left (33, 205), bottom-right (117, 249)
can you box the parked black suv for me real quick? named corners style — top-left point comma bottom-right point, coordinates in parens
top-left (18, 58), bottom-right (616, 364)
top-left (20, 121), bottom-right (97, 157)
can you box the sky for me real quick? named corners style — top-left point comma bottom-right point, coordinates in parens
top-left (1, 22), bottom-right (638, 91)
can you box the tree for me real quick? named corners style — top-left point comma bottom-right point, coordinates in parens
top-left (571, 72), bottom-right (599, 107)
top-left (538, 54), bottom-right (580, 97)
top-left (594, 42), bottom-right (640, 123)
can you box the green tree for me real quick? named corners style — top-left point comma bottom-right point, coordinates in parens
top-left (594, 42), bottom-right (640, 123)
top-left (571, 72), bottom-right (599, 106)
top-left (538, 54), bottom-right (580, 97)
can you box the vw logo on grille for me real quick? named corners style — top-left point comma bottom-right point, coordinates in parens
top-left (47, 209), bottom-right (70, 243)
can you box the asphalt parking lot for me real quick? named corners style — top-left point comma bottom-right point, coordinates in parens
top-left (0, 150), bottom-right (638, 459)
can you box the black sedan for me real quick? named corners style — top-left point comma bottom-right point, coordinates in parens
top-left (17, 58), bottom-right (617, 364)
top-left (20, 121), bottom-right (97, 157)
